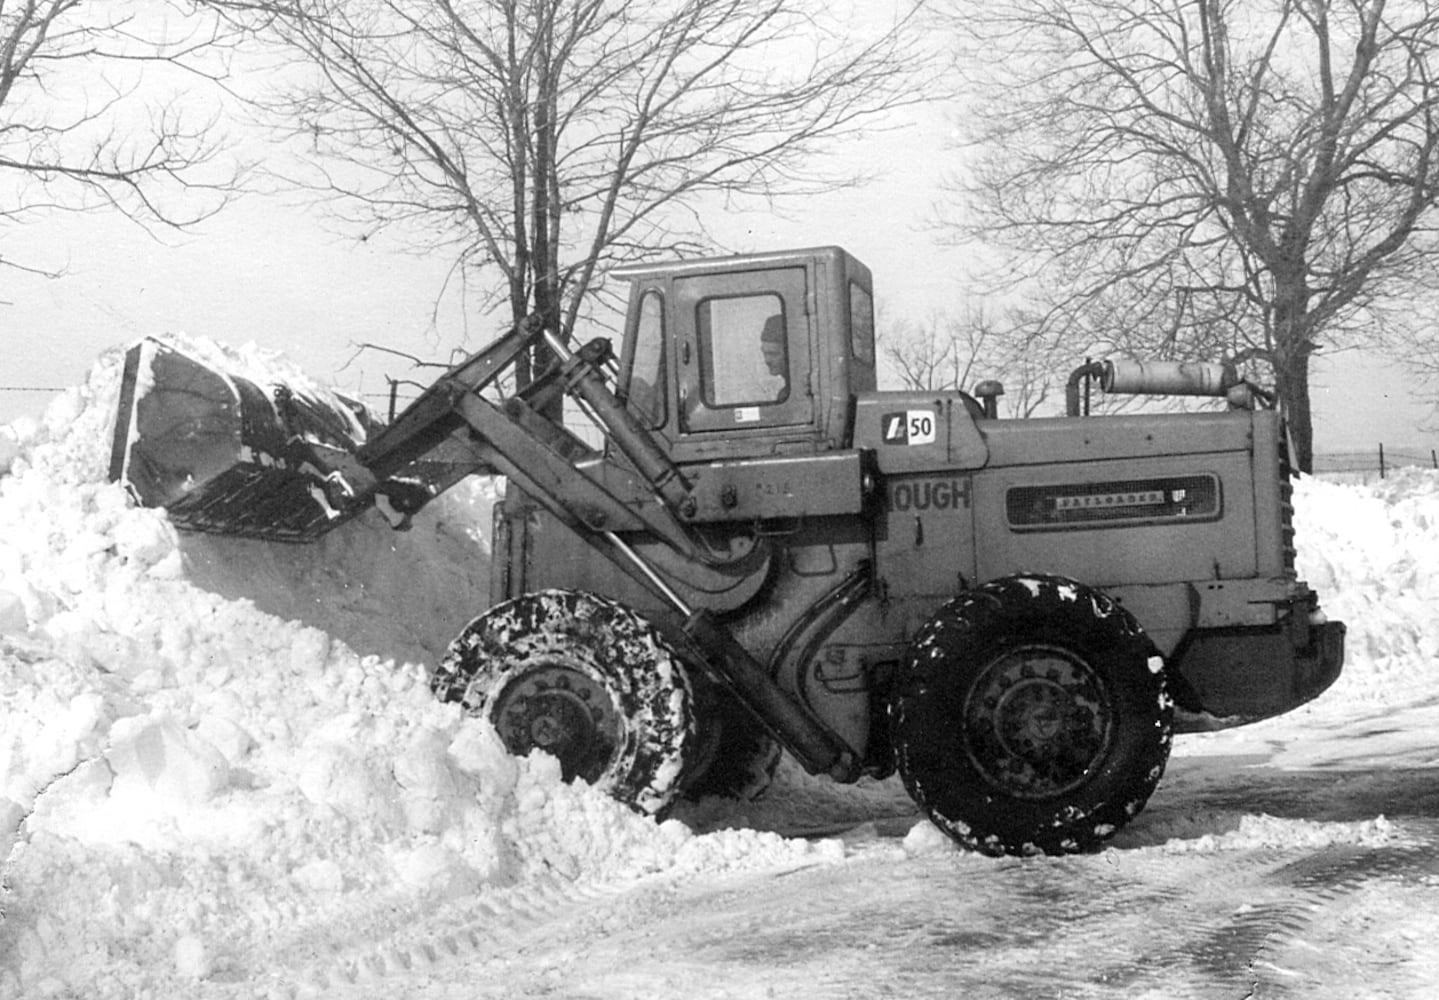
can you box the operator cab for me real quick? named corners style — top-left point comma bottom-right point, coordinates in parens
top-left (612, 246), bottom-right (877, 462)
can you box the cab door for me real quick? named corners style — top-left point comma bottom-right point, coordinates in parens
top-left (673, 266), bottom-right (814, 436)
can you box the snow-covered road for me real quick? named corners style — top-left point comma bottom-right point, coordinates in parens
top-left (428, 831), bottom-right (1439, 1000)
top-left (2, 341), bottom-right (1437, 999)
top-left (284, 695), bottom-right (1439, 1000)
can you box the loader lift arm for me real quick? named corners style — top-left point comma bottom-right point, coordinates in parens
top-left (375, 320), bottom-right (856, 780)
top-left (352, 318), bottom-right (756, 569)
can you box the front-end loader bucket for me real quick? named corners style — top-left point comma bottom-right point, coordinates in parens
top-left (109, 337), bottom-right (377, 542)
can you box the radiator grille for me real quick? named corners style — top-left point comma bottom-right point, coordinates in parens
top-left (1006, 474), bottom-right (1221, 531)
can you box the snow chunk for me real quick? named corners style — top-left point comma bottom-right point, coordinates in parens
top-left (390, 841), bottom-right (480, 898)
top-left (107, 716), bottom-right (230, 808)
top-left (0, 589), bottom-right (27, 635)
top-left (1161, 813), bottom-right (1399, 853)
top-left (111, 508), bottom-right (179, 574)
top-left (0, 424), bottom-right (20, 473)
top-left (172, 935), bottom-right (213, 981)
top-left (901, 820), bottom-right (955, 856)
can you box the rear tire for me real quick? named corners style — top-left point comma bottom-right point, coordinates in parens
top-left (890, 575), bottom-right (1173, 856)
top-left (681, 674), bottom-right (782, 801)
top-left (431, 590), bottom-right (697, 816)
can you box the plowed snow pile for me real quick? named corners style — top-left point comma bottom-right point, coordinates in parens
top-left (1291, 468), bottom-right (1439, 703)
top-left (0, 338), bottom-right (1434, 997)
top-left (0, 341), bottom-right (834, 998)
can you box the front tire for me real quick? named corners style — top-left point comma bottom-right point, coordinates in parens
top-left (431, 590), bottom-right (698, 816)
top-left (891, 575), bottom-right (1173, 856)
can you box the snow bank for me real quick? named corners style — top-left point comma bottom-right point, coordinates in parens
top-left (1293, 468), bottom-right (1439, 705)
top-left (0, 341), bottom-right (821, 998)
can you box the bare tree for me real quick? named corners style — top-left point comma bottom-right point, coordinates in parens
top-left (0, 1), bottom-right (238, 275)
top-left (933, 0), bottom-right (1439, 471)
top-left (882, 304), bottom-right (1069, 417)
top-left (884, 311), bottom-right (980, 394)
top-left (202, 0), bottom-right (926, 370)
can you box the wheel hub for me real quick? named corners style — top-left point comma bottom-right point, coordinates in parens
top-left (491, 665), bottom-right (618, 784)
top-left (964, 645), bottom-right (1115, 799)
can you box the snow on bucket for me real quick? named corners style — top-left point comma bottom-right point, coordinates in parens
top-left (109, 337), bottom-right (378, 542)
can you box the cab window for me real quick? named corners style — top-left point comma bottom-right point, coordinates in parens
top-left (673, 264), bottom-right (810, 436)
top-left (696, 293), bottom-right (789, 408)
top-left (623, 290), bottom-right (666, 426)
top-left (850, 281), bottom-right (875, 364)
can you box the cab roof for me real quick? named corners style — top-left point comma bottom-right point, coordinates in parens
top-left (607, 245), bottom-right (863, 281)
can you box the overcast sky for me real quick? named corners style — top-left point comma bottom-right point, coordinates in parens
top-left (2, 7), bottom-right (1433, 457)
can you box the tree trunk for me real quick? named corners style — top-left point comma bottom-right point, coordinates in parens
top-left (1272, 306), bottom-right (1315, 474)
top-left (504, 7), bottom-right (533, 389)
top-left (1278, 348), bottom-right (1315, 474)
top-left (529, 5), bottom-right (563, 419)
top-left (1271, 265), bottom-right (1316, 473)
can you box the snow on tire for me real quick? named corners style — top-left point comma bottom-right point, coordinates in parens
top-left (431, 590), bottom-right (698, 816)
top-left (890, 574), bottom-right (1174, 857)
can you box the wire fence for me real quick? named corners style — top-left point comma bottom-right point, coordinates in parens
top-left (0, 386), bottom-right (65, 420)
top-left (1312, 446), bottom-right (1438, 483)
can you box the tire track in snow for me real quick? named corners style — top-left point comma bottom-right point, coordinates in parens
top-left (1242, 831), bottom-right (1439, 998)
top-left (194, 870), bottom-right (641, 999)
top-left (312, 872), bottom-right (643, 995)
top-left (1108, 823), bottom-right (1439, 999)
top-left (429, 833), bottom-right (1439, 1000)
top-left (192, 821), bottom-right (1439, 999)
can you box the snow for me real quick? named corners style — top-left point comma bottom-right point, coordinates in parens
top-left (0, 343), bottom-right (828, 997)
top-left (2, 337), bottom-right (1438, 998)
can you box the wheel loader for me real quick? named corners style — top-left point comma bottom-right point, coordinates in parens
top-left (109, 245), bottom-right (1345, 856)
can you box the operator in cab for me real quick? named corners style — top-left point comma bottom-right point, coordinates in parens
top-left (758, 314), bottom-right (788, 402)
